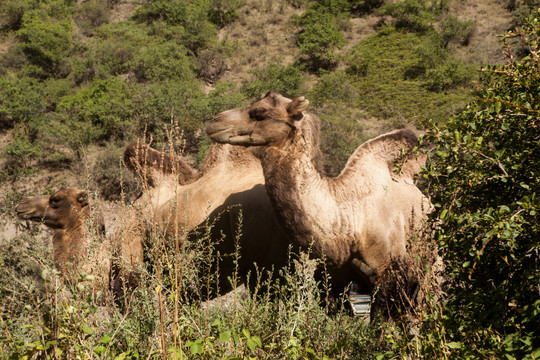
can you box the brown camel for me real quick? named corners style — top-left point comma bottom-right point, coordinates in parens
top-left (123, 141), bottom-right (294, 297)
top-left (15, 187), bottom-right (110, 290)
top-left (206, 92), bottom-right (430, 293)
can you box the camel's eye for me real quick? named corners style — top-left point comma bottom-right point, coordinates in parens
top-left (249, 109), bottom-right (267, 121)
top-left (49, 197), bottom-right (61, 208)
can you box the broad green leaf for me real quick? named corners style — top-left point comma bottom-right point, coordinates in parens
top-left (220, 331), bottom-right (231, 342)
top-left (100, 335), bottom-right (112, 345)
top-left (447, 342), bottom-right (462, 349)
top-left (82, 323), bottom-right (95, 335)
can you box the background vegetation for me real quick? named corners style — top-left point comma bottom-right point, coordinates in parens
top-left (1, 0), bottom-right (539, 358)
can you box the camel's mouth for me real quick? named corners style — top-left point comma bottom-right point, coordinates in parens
top-left (15, 209), bottom-right (44, 222)
top-left (206, 127), bottom-right (231, 142)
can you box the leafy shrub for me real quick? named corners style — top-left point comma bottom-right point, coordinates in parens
top-left (58, 77), bottom-right (136, 145)
top-left (242, 63), bottom-right (305, 99)
top-left (73, 0), bottom-right (110, 36)
top-left (91, 22), bottom-right (150, 78)
top-left (420, 12), bottom-right (540, 358)
top-left (0, 75), bottom-right (45, 129)
top-left (423, 59), bottom-right (473, 91)
top-left (133, 41), bottom-right (195, 82)
top-left (133, 0), bottom-right (217, 53)
top-left (404, 32), bottom-right (475, 92)
top-left (439, 15), bottom-right (475, 47)
top-left (91, 145), bottom-right (141, 202)
top-left (208, 0), bottom-right (244, 28)
top-left (309, 69), bottom-right (358, 104)
top-left (131, 79), bottom-right (207, 151)
top-left (378, 0), bottom-right (444, 33)
top-left (293, 3), bottom-right (348, 72)
top-left (0, 0), bottom-right (36, 31)
top-left (3, 138), bottom-right (43, 167)
top-left (16, 4), bottom-right (74, 76)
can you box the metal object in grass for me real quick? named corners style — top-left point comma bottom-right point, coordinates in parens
top-left (349, 282), bottom-right (371, 320)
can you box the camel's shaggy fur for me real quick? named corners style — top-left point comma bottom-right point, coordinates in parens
top-left (123, 141), bottom-right (293, 297)
top-left (15, 187), bottom-right (110, 290)
top-left (207, 92), bottom-right (431, 294)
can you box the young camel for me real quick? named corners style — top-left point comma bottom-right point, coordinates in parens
top-left (15, 187), bottom-right (110, 290)
top-left (206, 92), bottom-right (431, 294)
top-left (123, 141), bottom-right (294, 297)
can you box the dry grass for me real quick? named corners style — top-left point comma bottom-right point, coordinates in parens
top-left (447, 0), bottom-right (513, 65)
top-left (218, 0), bottom-right (303, 87)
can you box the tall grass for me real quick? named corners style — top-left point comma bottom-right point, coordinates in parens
top-left (1, 129), bottom-right (442, 359)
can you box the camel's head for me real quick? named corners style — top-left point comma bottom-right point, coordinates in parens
top-left (124, 142), bottom-right (198, 187)
top-left (206, 92), bottom-right (309, 146)
top-left (15, 187), bottom-right (96, 230)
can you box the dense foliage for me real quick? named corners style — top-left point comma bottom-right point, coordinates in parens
top-left (421, 12), bottom-right (540, 358)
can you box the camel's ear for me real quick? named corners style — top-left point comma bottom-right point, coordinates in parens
top-left (287, 96), bottom-right (309, 120)
top-left (77, 191), bottom-right (89, 207)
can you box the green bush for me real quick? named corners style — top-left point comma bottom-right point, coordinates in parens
top-left (404, 32), bottom-right (475, 91)
top-left (73, 0), bottom-right (110, 36)
top-left (0, 0), bottom-right (37, 31)
top-left (293, 2), bottom-right (348, 72)
top-left (242, 63), bottom-right (305, 99)
top-left (3, 138), bottom-right (43, 166)
top-left (420, 12), bottom-right (540, 358)
top-left (58, 77), bottom-right (136, 145)
top-left (91, 145), bottom-right (141, 202)
top-left (133, 41), bottom-right (196, 82)
top-left (377, 0), bottom-right (445, 33)
top-left (133, 0), bottom-right (217, 53)
top-left (208, 0), bottom-right (244, 28)
top-left (91, 22), bottom-right (151, 78)
top-left (16, 3), bottom-right (74, 76)
top-left (439, 15), bottom-right (475, 47)
top-left (0, 75), bottom-right (45, 129)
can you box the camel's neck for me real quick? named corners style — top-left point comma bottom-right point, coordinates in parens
top-left (53, 225), bottom-right (84, 273)
top-left (256, 115), bottom-right (352, 263)
top-left (52, 208), bottom-right (104, 274)
top-left (200, 143), bottom-right (259, 175)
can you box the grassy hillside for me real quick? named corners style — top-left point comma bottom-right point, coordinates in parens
top-left (0, 0), bottom-right (523, 182)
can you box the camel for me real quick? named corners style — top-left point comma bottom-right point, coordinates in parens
top-left (15, 187), bottom-right (110, 290)
top-left (123, 140), bottom-right (294, 297)
top-left (206, 92), bottom-right (431, 294)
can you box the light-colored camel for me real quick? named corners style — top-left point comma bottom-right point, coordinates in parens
top-left (123, 140), bottom-right (293, 296)
top-left (15, 187), bottom-right (110, 290)
top-left (206, 92), bottom-right (430, 293)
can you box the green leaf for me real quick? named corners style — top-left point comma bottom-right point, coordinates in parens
top-left (95, 345), bottom-right (106, 355)
top-left (82, 323), bottom-right (95, 335)
top-left (447, 341), bottom-right (462, 349)
top-left (190, 341), bottom-right (202, 355)
top-left (494, 101), bottom-right (502, 113)
top-left (251, 335), bottom-right (262, 347)
top-left (246, 338), bottom-right (257, 352)
top-left (100, 335), bottom-right (112, 345)
top-left (219, 331), bottom-right (231, 342)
